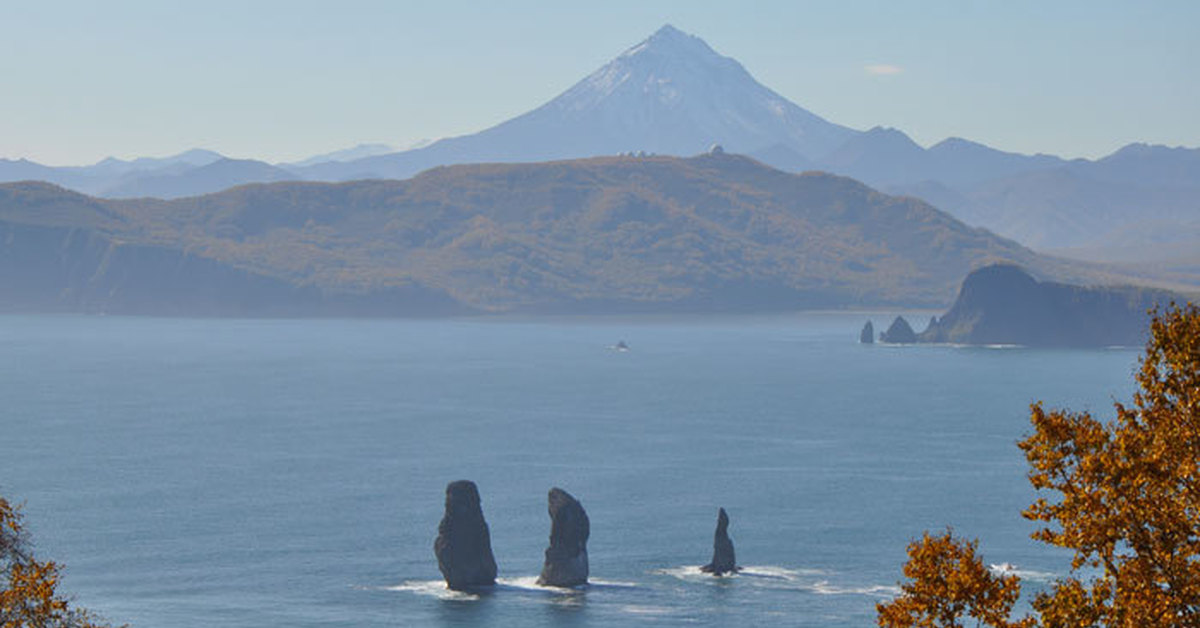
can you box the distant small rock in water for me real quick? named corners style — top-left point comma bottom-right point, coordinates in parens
top-left (537, 488), bottom-right (590, 587)
top-left (433, 480), bottom-right (498, 590)
top-left (859, 320), bottom-right (874, 344)
top-left (699, 507), bottom-right (740, 576)
top-left (880, 316), bottom-right (917, 343)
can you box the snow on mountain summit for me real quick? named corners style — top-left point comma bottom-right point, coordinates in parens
top-left (618, 24), bottom-right (722, 61)
top-left (564, 24), bottom-right (746, 106)
top-left (511, 24), bottom-right (856, 160)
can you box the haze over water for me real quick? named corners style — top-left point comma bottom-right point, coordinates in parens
top-left (1, 314), bottom-right (1138, 626)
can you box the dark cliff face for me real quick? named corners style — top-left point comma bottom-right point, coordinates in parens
top-left (433, 480), bottom-right (498, 590)
top-left (537, 488), bottom-right (590, 587)
top-left (920, 264), bottom-right (1175, 347)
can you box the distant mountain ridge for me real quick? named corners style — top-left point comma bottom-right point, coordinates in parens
top-left (826, 128), bottom-right (1069, 189)
top-left (882, 139), bottom-right (1200, 262)
top-left (0, 148), bottom-right (229, 198)
top-left (284, 143), bottom-right (396, 168)
top-left (102, 158), bottom-right (296, 199)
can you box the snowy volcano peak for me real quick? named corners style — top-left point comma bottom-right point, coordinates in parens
top-left (621, 24), bottom-right (724, 62)
top-left (526, 24), bottom-right (856, 159)
top-left (601, 23), bottom-right (750, 96)
top-left (297, 25), bottom-right (861, 181)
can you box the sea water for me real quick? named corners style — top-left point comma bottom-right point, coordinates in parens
top-left (0, 314), bottom-right (1139, 626)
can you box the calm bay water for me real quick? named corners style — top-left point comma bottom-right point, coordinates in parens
top-left (0, 314), bottom-right (1139, 626)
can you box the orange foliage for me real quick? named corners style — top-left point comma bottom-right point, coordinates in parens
top-left (876, 529), bottom-right (1034, 628)
top-left (0, 496), bottom-right (118, 628)
top-left (2, 561), bottom-right (68, 627)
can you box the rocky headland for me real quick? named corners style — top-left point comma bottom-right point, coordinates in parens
top-left (867, 264), bottom-right (1183, 348)
top-left (921, 264), bottom-right (1179, 347)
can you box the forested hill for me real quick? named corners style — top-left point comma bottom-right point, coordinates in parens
top-left (0, 153), bottom-right (1150, 316)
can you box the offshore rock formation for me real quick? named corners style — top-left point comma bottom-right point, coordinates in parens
top-left (700, 507), bottom-right (741, 576)
top-left (859, 320), bottom-right (875, 344)
top-left (433, 480), bottom-right (498, 590)
top-left (537, 488), bottom-right (590, 587)
top-left (919, 264), bottom-right (1177, 347)
top-left (880, 316), bottom-right (917, 343)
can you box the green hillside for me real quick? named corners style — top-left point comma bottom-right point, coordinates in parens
top-left (0, 153), bottom-right (1163, 315)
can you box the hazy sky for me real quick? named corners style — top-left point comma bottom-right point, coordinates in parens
top-left (4, 1), bottom-right (1197, 165)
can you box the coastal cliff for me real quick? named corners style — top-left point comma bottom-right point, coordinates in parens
top-left (919, 264), bottom-right (1178, 347)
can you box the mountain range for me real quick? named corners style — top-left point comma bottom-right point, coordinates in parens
top-left (2, 24), bottom-right (1197, 275)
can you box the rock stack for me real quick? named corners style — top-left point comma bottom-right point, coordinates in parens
top-left (859, 320), bottom-right (875, 344)
top-left (699, 507), bottom-right (740, 576)
top-left (880, 315), bottom-right (917, 343)
top-left (536, 487), bottom-right (590, 587)
top-left (433, 480), bottom-right (498, 590)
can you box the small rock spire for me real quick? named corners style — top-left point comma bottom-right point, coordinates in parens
top-left (700, 507), bottom-right (740, 576)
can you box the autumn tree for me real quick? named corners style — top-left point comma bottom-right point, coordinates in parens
top-left (0, 495), bottom-right (118, 628)
top-left (876, 529), bottom-right (1034, 628)
top-left (1020, 303), bottom-right (1200, 626)
top-left (879, 303), bottom-right (1200, 627)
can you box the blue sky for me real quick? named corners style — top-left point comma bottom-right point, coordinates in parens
top-left (3, 0), bottom-right (1197, 165)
